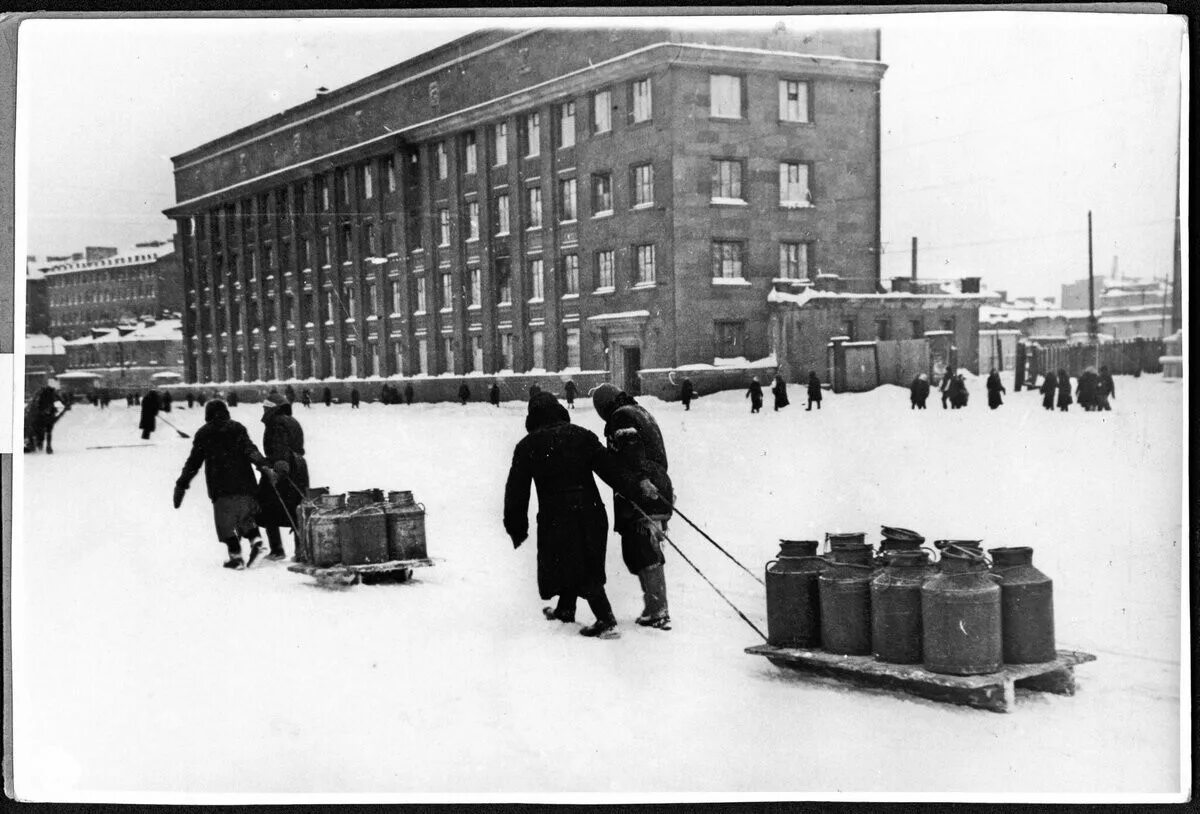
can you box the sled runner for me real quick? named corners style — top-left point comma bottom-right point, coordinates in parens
top-left (288, 557), bottom-right (435, 587)
top-left (745, 644), bottom-right (1096, 713)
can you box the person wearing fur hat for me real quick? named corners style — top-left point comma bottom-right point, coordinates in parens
top-left (591, 382), bottom-right (674, 630)
top-left (173, 400), bottom-right (278, 570)
top-left (504, 392), bottom-right (646, 639)
top-left (256, 392), bottom-right (309, 560)
top-left (910, 373), bottom-right (931, 409)
top-left (746, 377), bottom-right (764, 414)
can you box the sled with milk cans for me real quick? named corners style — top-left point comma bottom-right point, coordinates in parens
top-left (288, 487), bottom-right (434, 587)
top-left (748, 528), bottom-right (1095, 713)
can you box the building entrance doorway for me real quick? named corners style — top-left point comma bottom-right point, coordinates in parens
top-left (622, 346), bottom-right (641, 395)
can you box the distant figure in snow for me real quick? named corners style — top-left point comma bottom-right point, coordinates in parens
top-left (404, 383), bottom-right (414, 405)
top-left (939, 370), bottom-right (953, 409)
top-left (564, 380), bottom-right (578, 408)
top-left (1076, 366), bottom-right (1100, 412)
top-left (140, 389), bottom-right (161, 440)
top-left (256, 392), bottom-right (309, 561)
top-left (806, 371), bottom-right (823, 411)
top-left (284, 384), bottom-right (296, 404)
top-left (197, 391), bottom-right (207, 407)
top-left (301, 389), bottom-right (312, 409)
top-left (986, 369), bottom-right (1006, 410)
top-left (1097, 365), bottom-right (1115, 411)
top-left (186, 390), bottom-right (195, 409)
top-left (746, 378), bottom-right (764, 414)
top-left (528, 383), bottom-right (542, 401)
top-left (489, 382), bottom-right (501, 407)
top-left (1040, 370), bottom-right (1058, 411)
top-left (323, 387), bottom-right (333, 407)
top-left (458, 383), bottom-right (471, 405)
top-left (350, 388), bottom-right (361, 409)
top-left (680, 377), bottom-right (695, 411)
top-left (173, 400), bottom-right (276, 570)
top-left (771, 375), bottom-right (790, 412)
top-left (910, 373), bottom-right (930, 409)
top-left (1056, 369), bottom-right (1073, 412)
top-left (948, 372), bottom-right (969, 409)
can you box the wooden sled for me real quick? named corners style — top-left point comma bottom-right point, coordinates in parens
top-left (287, 557), bottom-right (435, 587)
top-left (745, 644), bottom-right (1096, 713)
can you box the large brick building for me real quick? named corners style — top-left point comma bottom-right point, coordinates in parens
top-left (164, 26), bottom-right (884, 390)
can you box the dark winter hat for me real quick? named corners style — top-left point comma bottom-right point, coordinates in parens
top-left (263, 392), bottom-right (287, 409)
top-left (205, 400), bottom-right (230, 422)
top-left (591, 382), bottom-right (620, 418)
top-left (526, 392), bottom-right (569, 432)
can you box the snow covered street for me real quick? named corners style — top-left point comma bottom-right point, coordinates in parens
top-left (11, 374), bottom-right (1186, 799)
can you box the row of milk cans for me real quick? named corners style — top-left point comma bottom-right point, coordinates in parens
top-left (296, 488), bottom-right (428, 568)
top-left (764, 527), bottom-right (1056, 675)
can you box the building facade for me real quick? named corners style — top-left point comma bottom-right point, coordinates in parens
top-left (60, 318), bottom-right (185, 393)
top-left (25, 266), bottom-right (50, 335)
top-left (42, 243), bottom-right (182, 340)
top-left (164, 26), bottom-right (885, 389)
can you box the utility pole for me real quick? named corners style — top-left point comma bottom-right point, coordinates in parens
top-left (911, 236), bottom-right (918, 282)
top-left (1087, 211), bottom-right (1098, 342)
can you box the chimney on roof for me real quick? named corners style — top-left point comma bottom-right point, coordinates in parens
top-left (86, 246), bottom-right (118, 263)
top-left (316, 86), bottom-right (330, 98)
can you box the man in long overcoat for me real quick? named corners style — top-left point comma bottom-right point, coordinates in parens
top-left (140, 389), bottom-right (161, 440)
top-left (1039, 370), bottom-right (1058, 410)
top-left (680, 377), bottom-right (695, 410)
top-left (986, 369), bottom-right (1006, 410)
top-left (256, 392), bottom-right (309, 560)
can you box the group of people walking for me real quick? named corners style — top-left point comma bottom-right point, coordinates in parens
top-left (746, 373), bottom-right (824, 414)
top-left (1039, 365), bottom-right (1115, 412)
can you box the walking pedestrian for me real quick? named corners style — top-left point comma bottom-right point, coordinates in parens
top-left (350, 388), bottom-right (361, 409)
top-left (161, 390), bottom-right (173, 413)
top-left (746, 377), bottom-right (764, 414)
top-left (1039, 370), bottom-right (1058, 411)
top-left (1077, 366), bottom-right (1099, 412)
top-left (564, 379), bottom-right (578, 409)
top-left (806, 371), bottom-right (824, 411)
top-left (173, 400), bottom-right (277, 570)
top-left (284, 384), bottom-right (297, 404)
top-left (323, 387), bottom-right (333, 407)
top-left (910, 373), bottom-right (930, 409)
top-left (489, 382), bottom-right (501, 407)
top-left (1056, 369), bottom-right (1073, 412)
top-left (939, 370), bottom-right (953, 409)
top-left (458, 383), bottom-right (471, 405)
top-left (139, 389), bottom-right (161, 440)
top-left (948, 372), bottom-right (969, 409)
top-left (986, 369), bottom-right (1006, 410)
top-left (404, 383), bottom-right (414, 405)
top-left (256, 392), bottom-right (309, 561)
top-left (680, 377), bottom-right (695, 411)
top-left (301, 389), bottom-right (312, 408)
top-left (1097, 365), bottom-right (1115, 411)
top-left (186, 390), bottom-right (195, 409)
top-left (771, 374), bottom-right (790, 412)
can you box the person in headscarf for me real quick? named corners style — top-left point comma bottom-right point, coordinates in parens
top-left (746, 377), bottom-right (764, 414)
top-left (986, 369), bottom-right (1006, 410)
top-left (1056, 369), bottom-right (1073, 412)
top-left (1040, 369), bottom-right (1058, 411)
top-left (771, 375), bottom-right (790, 412)
top-left (256, 392), bottom-right (309, 560)
top-left (806, 371), bottom-right (824, 410)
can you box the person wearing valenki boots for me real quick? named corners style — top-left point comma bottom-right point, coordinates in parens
top-left (174, 400), bottom-right (278, 570)
top-left (504, 392), bottom-right (647, 639)
top-left (256, 392), bottom-right (309, 561)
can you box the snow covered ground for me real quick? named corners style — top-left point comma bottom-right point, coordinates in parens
top-left (11, 374), bottom-right (1187, 801)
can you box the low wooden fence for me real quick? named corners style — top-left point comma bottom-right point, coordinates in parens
top-left (1024, 337), bottom-right (1165, 386)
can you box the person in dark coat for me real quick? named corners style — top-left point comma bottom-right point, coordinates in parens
top-left (948, 372), bottom-right (969, 409)
top-left (228, 390), bottom-right (239, 407)
top-left (284, 384), bottom-right (297, 404)
top-left (939, 370), bottom-right (953, 409)
top-left (1056, 369), bottom-right (1073, 412)
top-left (323, 387), bottom-right (333, 407)
top-left (24, 383), bottom-right (66, 454)
top-left (1039, 370), bottom-right (1058, 410)
top-left (771, 375), bottom-right (790, 412)
top-left (458, 383), bottom-right (471, 405)
top-left (489, 382), bottom-right (501, 407)
top-left (256, 392), bottom-right (309, 560)
top-left (986, 369), bottom-right (1006, 410)
top-left (186, 390), bottom-right (195, 409)
top-left (1097, 365), bottom-right (1115, 411)
top-left (910, 373), bottom-right (930, 409)
top-left (1076, 366), bottom-right (1100, 412)
top-left (161, 390), bottom-right (173, 412)
top-left (592, 383), bottom-right (674, 629)
top-left (350, 388), bottom-right (361, 409)
top-left (806, 371), bottom-right (823, 410)
top-left (746, 378), bottom-right (764, 414)
top-left (504, 393), bottom-right (644, 639)
top-left (139, 390), bottom-right (161, 440)
top-left (528, 383), bottom-right (542, 400)
top-left (680, 377), bottom-right (695, 411)
top-left (301, 389), bottom-right (312, 408)
top-left (563, 380), bottom-right (578, 408)
top-left (404, 383), bottom-right (414, 405)
top-left (196, 391), bottom-right (207, 406)
top-left (173, 400), bottom-right (277, 570)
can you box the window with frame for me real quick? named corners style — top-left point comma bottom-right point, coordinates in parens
top-left (526, 187), bottom-right (542, 228)
top-left (442, 336), bottom-right (454, 373)
top-left (318, 177), bottom-right (331, 212)
top-left (841, 319), bottom-right (857, 341)
top-left (338, 172), bottom-right (350, 208)
top-left (463, 132), bottom-right (477, 175)
top-left (440, 272), bottom-right (453, 311)
top-left (592, 89), bottom-right (612, 134)
top-left (495, 194), bottom-right (510, 235)
top-left (494, 122), bottom-right (508, 166)
top-left (530, 329), bottom-right (545, 369)
top-left (436, 143), bottom-right (448, 179)
top-left (407, 209), bottom-right (423, 250)
top-left (875, 319), bottom-right (891, 341)
top-left (469, 268), bottom-right (481, 306)
top-left (712, 160), bottom-right (744, 202)
top-left (780, 161), bottom-right (812, 207)
top-left (299, 239), bottom-right (311, 270)
top-left (562, 254), bottom-right (579, 295)
top-left (500, 332), bottom-right (514, 369)
top-left (631, 78), bottom-right (652, 122)
top-left (715, 321), bottom-right (745, 358)
top-left (595, 250), bottom-right (615, 289)
top-left (438, 209), bottom-right (451, 246)
top-left (362, 222), bottom-right (377, 257)
top-left (467, 201), bottom-right (480, 241)
top-left (382, 219), bottom-right (397, 255)
top-left (565, 327), bottom-right (581, 368)
top-left (383, 156), bottom-right (397, 192)
top-left (417, 338), bottom-right (428, 375)
top-left (591, 173), bottom-right (613, 214)
top-left (712, 241), bottom-right (745, 279)
top-left (338, 223), bottom-right (352, 260)
top-left (559, 178), bottom-right (577, 222)
top-left (779, 79), bottom-right (811, 123)
top-left (779, 241), bottom-right (811, 279)
top-left (525, 112), bottom-right (541, 157)
top-left (393, 340), bottom-right (403, 374)
top-left (496, 258), bottom-right (512, 304)
top-left (528, 258), bottom-right (544, 301)
top-left (632, 163), bottom-right (654, 207)
top-left (361, 164), bottom-right (374, 199)
top-left (910, 319), bottom-right (925, 338)
top-left (469, 335), bottom-right (483, 372)
top-left (414, 277), bottom-right (427, 312)
top-left (391, 279), bottom-right (403, 314)
top-left (710, 74), bottom-right (743, 119)
top-left (558, 101), bottom-right (576, 148)
top-left (941, 317), bottom-right (957, 333)
top-left (343, 283), bottom-right (356, 319)
top-left (634, 244), bottom-right (656, 285)
top-left (366, 281), bottom-right (378, 315)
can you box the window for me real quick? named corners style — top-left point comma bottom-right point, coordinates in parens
top-left (562, 254), bottom-right (579, 295)
top-left (467, 201), bottom-right (480, 240)
top-left (715, 321), bottom-right (745, 357)
top-left (496, 258), bottom-right (512, 304)
top-left (559, 178), bottom-right (577, 222)
top-left (440, 272), bottom-right (453, 311)
top-left (528, 258), bottom-right (544, 301)
top-left (494, 122), bottom-right (508, 166)
top-left (910, 319), bottom-right (925, 338)
top-left (414, 277), bottom-right (427, 312)
top-left (558, 101), bottom-right (575, 148)
top-left (779, 79), bottom-right (810, 123)
top-left (393, 341), bottom-right (404, 374)
top-left (495, 194), bottom-right (510, 235)
top-left (591, 173), bottom-right (613, 214)
top-left (593, 90), bottom-right (612, 134)
top-left (631, 78), bottom-right (652, 123)
top-left (343, 283), bottom-right (356, 319)
top-left (417, 338), bottom-right (428, 375)
top-left (500, 333), bottom-right (514, 369)
top-left (470, 335), bottom-right (483, 373)
top-left (595, 250), bottom-right (615, 289)
top-left (634, 244), bottom-right (656, 285)
top-left (438, 209), bottom-right (450, 246)
top-left (530, 329), bottom-right (545, 369)
top-left (875, 319), bottom-right (891, 340)
top-left (463, 132), bottom-right (477, 175)
top-left (841, 319), bottom-right (857, 341)
top-left (339, 223), bottom-right (352, 259)
top-left (361, 164), bottom-right (374, 199)
top-left (299, 239), bottom-right (311, 270)
top-left (383, 219), bottom-right (397, 255)
top-left (527, 187), bottom-right (542, 228)
top-left (780, 162), bottom-right (812, 207)
top-left (436, 143), bottom-right (448, 179)
top-left (384, 156), bottom-right (397, 192)
top-left (710, 74), bottom-right (743, 118)
top-left (407, 209), bottom-right (423, 250)
top-left (525, 112), bottom-right (540, 157)
top-left (362, 222), bottom-right (377, 257)
top-left (442, 336), bottom-right (454, 373)
top-left (779, 242), bottom-right (811, 279)
top-left (469, 268), bottom-right (481, 306)
top-left (366, 281), bottom-right (378, 315)
top-left (338, 171), bottom-right (350, 208)
top-left (712, 241), bottom-right (745, 279)
top-left (712, 160), bottom-right (744, 202)
top-left (391, 279), bottom-right (403, 313)
top-left (941, 317), bottom-right (957, 333)
top-left (565, 327), bottom-right (581, 368)
top-left (632, 163), bottom-right (654, 207)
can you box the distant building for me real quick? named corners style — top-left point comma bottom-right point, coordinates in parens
top-left (60, 317), bottom-right (185, 392)
top-left (24, 332), bottom-right (67, 397)
top-left (25, 258), bottom-right (50, 335)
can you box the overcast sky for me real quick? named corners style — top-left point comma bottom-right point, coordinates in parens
top-left (15, 12), bottom-right (1185, 300)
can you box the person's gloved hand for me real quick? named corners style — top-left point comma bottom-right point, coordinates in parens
top-left (261, 467), bottom-right (279, 486)
top-left (173, 484), bottom-right (186, 509)
top-left (273, 459), bottom-right (291, 476)
top-left (639, 478), bottom-right (660, 501)
top-left (510, 532), bottom-right (527, 549)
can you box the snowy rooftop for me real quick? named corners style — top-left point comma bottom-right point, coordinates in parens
top-left (24, 333), bottom-right (66, 354)
top-left (62, 319), bottom-right (183, 345)
top-left (43, 245), bottom-right (174, 276)
top-left (980, 305), bottom-right (1095, 323)
top-left (768, 288), bottom-right (995, 307)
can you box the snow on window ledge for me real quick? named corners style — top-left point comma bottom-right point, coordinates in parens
top-left (592, 210), bottom-right (614, 220)
top-left (561, 293), bottom-right (580, 300)
top-left (592, 286), bottom-right (615, 295)
top-left (780, 200), bottom-right (813, 209)
top-left (710, 197), bottom-right (748, 206)
top-left (632, 282), bottom-right (657, 290)
top-left (527, 297), bottom-right (545, 304)
top-left (632, 202), bottom-right (655, 210)
top-left (712, 277), bottom-right (753, 286)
